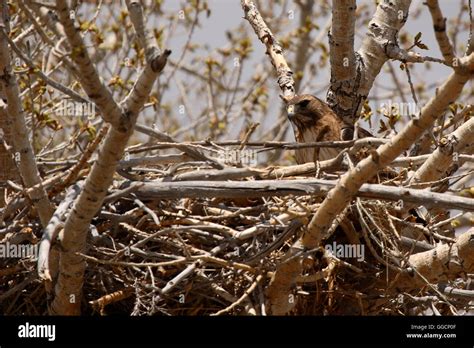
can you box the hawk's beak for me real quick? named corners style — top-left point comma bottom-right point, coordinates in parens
top-left (287, 104), bottom-right (295, 119)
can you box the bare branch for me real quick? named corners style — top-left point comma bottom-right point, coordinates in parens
top-left (55, 0), bottom-right (125, 130)
top-left (328, 0), bottom-right (412, 127)
top-left (328, 0), bottom-right (356, 130)
top-left (395, 229), bottom-right (474, 289)
top-left (49, 0), bottom-right (171, 315)
top-left (241, 0), bottom-right (295, 100)
top-left (128, 179), bottom-right (474, 212)
top-left (425, 0), bottom-right (456, 63)
top-left (410, 116), bottom-right (474, 188)
top-left (0, 0), bottom-right (54, 227)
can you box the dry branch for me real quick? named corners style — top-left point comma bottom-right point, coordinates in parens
top-left (425, 0), bottom-right (456, 63)
top-left (50, 0), bottom-right (171, 315)
top-left (129, 179), bottom-right (474, 212)
top-left (135, 124), bottom-right (224, 169)
top-left (37, 182), bottom-right (82, 283)
top-left (395, 229), bottom-right (474, 289)
top-left (410, 116), bottom-right (474, 188)
top-left (241, 0), bottom-right (295, 100)
top-left (328, 0), bottom-right (412, 126)
top-left (0, 0), bottom-right (54, 227)
top-left (328, 0), bottom-right (357, 134)
top-left (55, 0), bottom-right (125, 130)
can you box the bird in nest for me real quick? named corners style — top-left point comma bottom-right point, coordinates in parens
top-left (286, 94), bottom-right (371, 164)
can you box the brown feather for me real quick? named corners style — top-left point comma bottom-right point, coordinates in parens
top-left (287, 94), bottom-right (342, 164)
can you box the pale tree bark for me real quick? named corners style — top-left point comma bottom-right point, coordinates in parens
top-left (425, 0), bottom-right (455, 63)
top-left (54, 0), bottom-right (126, 131)
top-left (131, 179), bottom-right (474, 211)
top-left (241, 0), bottom-right (295, 101)
top-left (0, 0), bottom-right (54, 227)
top-left (415, 0), bottom-right (470, 156)
top-left (49, 0), bottom-right (170, 315)
top-left (409, 116), bottom-right (474, 188)
top-left (0, 100), bottom-right (17, 208)
top-left (293, 0), bottom-right (314, 94)
top-left (328, 0), bottom-right (356, 138)
top-left (135, 124), bottom-right (224, 168)
top-left (22, 0), bottom-right (83, 85)
top-left (327, 0), bottom-right (411, 128)
top-left (394, 229), bottom-right (474, 289)
top-left (37, 182), bottom-right (82, 293)
top-left (329, 0), bottom-right (357, 82)
top-left (265, 0), bottom-right (316, 156)
top-left (465, 0), bottom-right (474, 55)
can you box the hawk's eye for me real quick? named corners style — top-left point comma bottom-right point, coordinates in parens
top-left (298, 99), bottom-right (310, 108)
